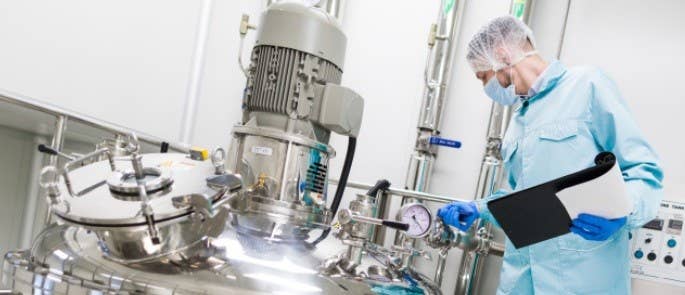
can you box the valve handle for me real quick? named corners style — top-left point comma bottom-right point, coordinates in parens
top-left (38, 144), bottom-right (75, 160)
top-left (339, 209), bottom-right (409, 232)
top-left (38, 144), bottom-right (58, 155)
top-left (367, 179), bottom-right (391, 196)
top-left (429, 136), bottom-right (461, 149)
top-left (382, 220), bottom-right (410, 231)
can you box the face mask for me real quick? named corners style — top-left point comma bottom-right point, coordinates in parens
top-left (484, 50), bottom-right (539, 105)
top-left (484, 76), bottom-right (518, 106)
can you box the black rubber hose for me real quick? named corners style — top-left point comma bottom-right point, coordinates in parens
top-left (366, 179), bottom-right (391, 197)
top-left (310, 136), bottom-right (357, 246)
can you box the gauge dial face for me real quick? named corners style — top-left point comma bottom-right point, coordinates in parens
top-left (398, 203), bottom-right (433, 238)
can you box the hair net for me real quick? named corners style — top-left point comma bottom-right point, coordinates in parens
top-left (466, 15), bottom-right (536, 72)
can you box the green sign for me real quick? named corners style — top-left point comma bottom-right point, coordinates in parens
top-left (444, 0), bottom-right (456, 14)
top-left (512, 0), bottom-right (526, 19)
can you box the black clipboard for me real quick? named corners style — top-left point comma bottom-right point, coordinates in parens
top-left (487, 152), bottom-right (618, 248)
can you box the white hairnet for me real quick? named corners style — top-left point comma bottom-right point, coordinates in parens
top-left (466, 15), bottom-right (537, 72)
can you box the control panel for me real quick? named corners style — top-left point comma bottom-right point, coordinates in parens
top-left (631, 200), bottom-right (685, 286)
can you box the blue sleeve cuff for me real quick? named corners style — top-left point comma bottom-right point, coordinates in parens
top-left (475, 189), bottom-right (510, 228)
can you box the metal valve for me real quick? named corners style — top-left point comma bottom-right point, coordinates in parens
top-left (39, 166), bottom-right (62, 204)
top-left (338, 208), bottom-right (409, 232)
top-left (172, 194), bottom-right (216, 222)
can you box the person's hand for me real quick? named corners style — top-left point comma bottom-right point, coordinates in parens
top-left (570, 213), bottom-right (627, 241)
top-left (437, 201), bottom-right (480, 231)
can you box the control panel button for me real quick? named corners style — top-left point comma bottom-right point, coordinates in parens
top-left (634, 250), bottom-right (644, 259)
top-left (665, 255), bottom-right (674, 264)
top-left (682, 259), bottom-right (685, 267)
top-left (645, 238), bottom-right (652, 244)
top-left (647, 252), bottom-right (657, 261)
top-left (629, 232), bottom-right (632, 240)
top-left (668, 239), bottom-right (677, 248)
top-left (643, 219), bottom-right (665, 231)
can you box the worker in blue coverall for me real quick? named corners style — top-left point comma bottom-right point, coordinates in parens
top-left (438, 16), bottom-right (664, 294)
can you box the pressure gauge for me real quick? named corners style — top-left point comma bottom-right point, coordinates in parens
top-left (397, 203), bottom-right (433, 238)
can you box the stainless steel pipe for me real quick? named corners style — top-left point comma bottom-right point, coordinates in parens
top-left (42, 115), bottom-right (67, 225)
top-left (325, 0), bottom-right (344, 20)
top-left (0, 89), bottom-right (189, 153)
top-left (329, 179), bottom-right (467, 204)
top-left (390, 0), bottom-right (463, 285)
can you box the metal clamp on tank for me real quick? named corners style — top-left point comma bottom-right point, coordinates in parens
top-left (36, 131), bottom-right (242, 261)
top-left (322, 181), bottom-right (405, 275)
top-left (425, 217), bottom-right (504, 257)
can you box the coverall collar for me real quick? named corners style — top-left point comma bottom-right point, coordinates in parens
top-left (515, 60), bottom-right (567, 112)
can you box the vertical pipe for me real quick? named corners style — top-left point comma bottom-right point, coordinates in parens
top-left (43, 115), bottom-right (67, 225)
top-left (325, 0), bottom-right (344, 21)
top-left (372, 190), bottom-right (389, 245)
top-left (454, 1), bottom-right (534, 294)
top-left (391, 0), bottom-right (463, 285)
top-left (556, 0), bottom-right (572, 60)
top-left (179, 0), bottom-right (214, 143)
top-left (18, 136), bottom-right (48, 248)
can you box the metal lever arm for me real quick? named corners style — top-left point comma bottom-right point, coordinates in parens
top-left (338, 209), bottom-right (409, 231)
top-left (429, 136), bottom-right (461, 149)
top-left (62, 148), bottom-right (115, 197)
top-left (38, 144), bottom-right (76, 160)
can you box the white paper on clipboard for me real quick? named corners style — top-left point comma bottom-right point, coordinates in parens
top-left (556, 161), bottom-right (633, 219)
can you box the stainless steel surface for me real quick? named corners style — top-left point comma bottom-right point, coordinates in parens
top-left (211, 147), bottom-right (227, 175)
top-left (339, 210), bottom-right (383, 227)
top-left (0, 224), bottom-right (435, 294)
top-left (337, 193), bottom-right (379, 265)
top-left (488, 240), bottom-right (505, 257)
top-left (325, 0), bottom-right (344, 20)
top-left (394, 0), bottom-right (464, 285)
top-left (330, 179), bottom-right (466, 204)
top-left (226, 126), bottom-right (334, 239)
top-left (232, 1), bottom-right (363, 242)
top-left (372, 190), bottom-right (390, 245)
top-left (47, 152), bottom-right (234, 261)
top-left (0, 88), bottom-right (189, 153)
top-left (61, 148), bottom-right (115, 197)
top-left (96, 134), bottom-right (132, 159)
top-left (340, 194), bottom-right (380, 237)
top-left (43, 115), bottom-right (67, 225)
top-left (53, 153), bottom-right (221, 225)
top-left (416, 0), bottom-right (462, 132)
top-left (47, 116), bottom-right (67, 171)
top-left (454, 1), bottom-right (534, 294)
top-left (231, 125), bottom-right (335, 156)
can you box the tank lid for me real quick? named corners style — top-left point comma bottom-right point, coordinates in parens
top-left (52, 153), bottom-right (224, 226)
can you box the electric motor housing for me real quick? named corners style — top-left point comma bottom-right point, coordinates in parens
top-left (229, 2), bottom-right (363, 240)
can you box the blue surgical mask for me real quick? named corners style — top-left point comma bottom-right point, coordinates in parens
top-left (483, 50), bottom-right (539, 105)
top-left (484, 76), bottom-right (518, 106)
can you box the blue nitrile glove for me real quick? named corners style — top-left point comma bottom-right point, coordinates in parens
top-left (570, 213), bottom-right (627, 241)
top-left (437, 201), bottom-right (480, 231)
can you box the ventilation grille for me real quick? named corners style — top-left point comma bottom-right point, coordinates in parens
top-left (306, 162), bottom-right (327, 194)
top-left (244, 45), bottom-right (342, 115)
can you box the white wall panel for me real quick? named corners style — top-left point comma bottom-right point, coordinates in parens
top-left (0, 1), bottom-right (204, 141)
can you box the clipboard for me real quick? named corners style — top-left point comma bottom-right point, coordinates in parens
top-left (487, 152), bottom-right (631, 249)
